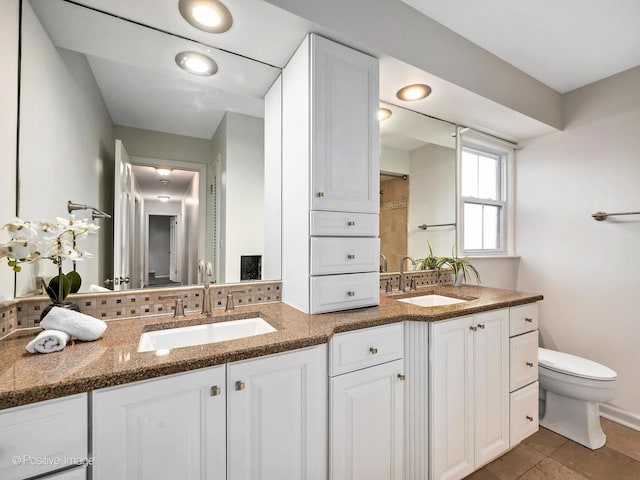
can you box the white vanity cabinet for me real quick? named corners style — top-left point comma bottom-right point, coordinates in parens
top-left (0, 394), bottom-right (88, 480)
top-left (92, 366), bottom-right (226, 480)
top-left (429, 309), bottom-right (510, 480)
top-left (226, 345), bottom-right (328, 480)
top-left (329, 324), bottom-right (405, 480)
top-left (282, 33), bottom-right (380, 313)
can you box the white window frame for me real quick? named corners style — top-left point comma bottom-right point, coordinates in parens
top-left (457, 130), bottom-right (515, 256)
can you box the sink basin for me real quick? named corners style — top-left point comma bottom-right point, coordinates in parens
top-left (397, 294), bottom-right (468, 307)
top-left (138, 317), bottom-right (276, 353)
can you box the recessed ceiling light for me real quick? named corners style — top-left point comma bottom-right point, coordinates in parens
top-left (396, 84), bottom-right (432, 101)
top-left (159, 179), bottom-right (170, 184)
top-left (378, 108), bottom-right (392, 121)
top-left (158, 195), bottom-right (171, 202)
top-left (175, 51), bottom-right (218, 76)
top-left (178, 0), bottom-right (233, 33)
top-left (156, 168), bottom-right (173, 176)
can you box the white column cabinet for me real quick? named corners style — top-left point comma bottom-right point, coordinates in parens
top-left (429, 308), bottom-right (510, 480)
top-left (92, 366), bottom-right (226, 480)
top-left (227, 345), bottom-right (328, 480)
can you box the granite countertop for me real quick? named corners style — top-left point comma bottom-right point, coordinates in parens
top-left (0, 285), bottom-right (542, 410)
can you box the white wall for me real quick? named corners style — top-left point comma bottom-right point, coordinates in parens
top-left (380, 145), bottom-right (410, 175)
top-left (211, 117), bottom-right (227, 282)
top-left (182, 175), bottom-right (200, 284)
top-left (408, 144), bottom-right (456, 259)
top-left (0, 0), bottom-right (19, 300)
top-left (18, 3), bottom-right (114, 295)
top-left (517, 66), bottom-right (640, 420)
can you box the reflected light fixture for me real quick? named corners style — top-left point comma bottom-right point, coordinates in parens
top-left (175, 51), bottom-right (218, 76)
top-left (159, 179), bottom-right (170, 185)
top-left (178, 0), bottom-right (233, 33)
top-left (158, 195), bottom-right (171, 202)
top-left (396, 83), bottom-right (432, 101)
top-left (378, 108), bottom-right (392, 121)
top-left (156, 167), bottom-right (172, 176)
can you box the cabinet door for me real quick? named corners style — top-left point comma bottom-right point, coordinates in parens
top-left (311, 35), bottom-right (379, 213)
top-left (330, 359), bottom-right (404, 480)
top-left (92, 367), bottom-right (226, 480)
top-left (474, 309), bottom-right (510, 467)
top-left (430, 316), bottom-right (475, 480)
top-left (227, 345), bottom-right (327, 480)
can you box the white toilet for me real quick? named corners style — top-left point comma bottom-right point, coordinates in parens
top-left (538, 347), bottom-right (617, 449)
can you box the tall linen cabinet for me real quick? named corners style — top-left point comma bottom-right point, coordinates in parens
top-left (282, 34), bottom-right (380, 314)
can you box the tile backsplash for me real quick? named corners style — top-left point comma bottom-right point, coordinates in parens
top-left (2, 280), bottom-right (281, 336)
top-left (380, 269), bottom-right (453, 291)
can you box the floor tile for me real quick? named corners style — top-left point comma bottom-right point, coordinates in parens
top-left (551, 441), bottom-right (640, 480)
top-left (522, 427), bottom-right (569, 456)
top-left (462, 467), bottom-right (500, 480)
top-left (483, 445), bottom-right (545, 480)
top-left (518, 457), bottom-right (589, 480)
top-left (601, 418), bottom-right (640, 462)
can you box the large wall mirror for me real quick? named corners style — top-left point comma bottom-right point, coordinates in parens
top-left (379, 101), bottom-right (457, 273)
top-left (17, 0), bottom-right (282, 296)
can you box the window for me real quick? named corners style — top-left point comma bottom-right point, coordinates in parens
top-left (460, 143), bottom-right (507, 254)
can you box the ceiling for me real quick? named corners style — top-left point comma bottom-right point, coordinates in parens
top-left (401, 0), bottom-right (640, 93)
top-left (132, 165), bottom-right (197, 202)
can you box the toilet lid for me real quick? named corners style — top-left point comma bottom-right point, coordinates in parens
top-left (538, 348), bottom-right (617, 380)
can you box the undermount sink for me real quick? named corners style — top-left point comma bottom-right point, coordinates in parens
top-left (397, 294), bottom-right (469, 308)
top-left (138, 317), bottom-right (276, 353)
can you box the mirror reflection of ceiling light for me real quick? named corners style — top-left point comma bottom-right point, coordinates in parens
top-left (178, 0), bottom-right (233, 33)
top-left (175, 51), bottom-right (218, 76)
top-left (156, 168), bottom-right (172, 176)
top-left (378, 108), bottom-right (392, 121)
top-left (159, 179), bottom-right (169, 184)
top-left (396, 84), bottom-right (432, 101)
top-left (158, 195), bottom-right (171, 202)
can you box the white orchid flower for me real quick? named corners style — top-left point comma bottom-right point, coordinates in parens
top-left (3, 219), bottom-right (41, 240)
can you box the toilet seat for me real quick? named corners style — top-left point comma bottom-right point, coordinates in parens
top-left (539, 347), bottom-right (617, 381)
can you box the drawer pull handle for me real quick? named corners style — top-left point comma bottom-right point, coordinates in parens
top-left (317, 192), bottom-right (325, 197)
top-left (369, 347), bottom-right (378, 355)
top-left (477, 324), bottom-right (485, 329)
top-left (347, 221), bottom-right (356, 226)
top-left (526, 415), bottom-right (534, 422)
top-left (397, 374), bottom-right (406, 381)
top-left (526, 361), bottom-right (534, 367)
top-left (210, 385), bottom-right (222, 397)
top-left (469, 326), bottom-right (477, 332)
top-left (347, 254), bottom-right (356, 260)
top-left (347, 291), bottom-right (356, 297)
top-left (525, 317), bottom-right (533, 323)
top-left (235, 381), bottom-right (245, 391)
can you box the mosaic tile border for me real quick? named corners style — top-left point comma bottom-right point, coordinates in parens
top-left (380, 270), bottom-right (454, 291)
top-left (13, 281), bottom-right (282, 330)
top-left (0, 300), bottom-right (18, 340)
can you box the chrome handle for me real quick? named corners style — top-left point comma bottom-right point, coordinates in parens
top-left (477, 324), bottom-right (485, 329)
top-left (347, 291), bottom-right (355, 296)
top-left (347, 254), bottom-right (356, 260)
top-left (526, 415), bottom-right (534, 422)
top-left (235, 381), bottom-right (245, 391)
top-left (525, 317), bottom-right (533, 323)
top-left (317, 192), bottom-right (325, 197)
top-left (369, 347), bottom-right (378, 355)
top-left (347, 220), bottom-right (356, 226)
top-left (397, 374), bottom-right (406, 381)
top-left (104, 278), bottom-right (113, 285)
top-left (526, 361), bottom-right (534, 367)
top-left (210, 386), bottom-right (221, 397)
top-left (469, 326), bottom-right (477, 332)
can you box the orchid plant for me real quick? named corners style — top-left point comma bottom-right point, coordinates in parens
top-left (0, 217), bottom-right (99, 305)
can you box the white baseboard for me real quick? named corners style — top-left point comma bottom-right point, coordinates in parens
top-left (600, 403), bottom-right (640, 432)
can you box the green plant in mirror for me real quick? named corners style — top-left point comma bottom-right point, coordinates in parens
top-left (442, 248), bottom-right (481, 286)
top-left (416, 241), bottom-right (446, 270)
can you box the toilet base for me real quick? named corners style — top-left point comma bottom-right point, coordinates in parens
top-left (540, 390), bottom-right (606, 449)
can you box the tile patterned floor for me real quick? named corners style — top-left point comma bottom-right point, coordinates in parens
top-left (464, 419), bottom-right (640, 480)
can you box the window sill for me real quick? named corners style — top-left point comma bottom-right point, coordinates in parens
top-left (465, 255), bottom-right (520, 260)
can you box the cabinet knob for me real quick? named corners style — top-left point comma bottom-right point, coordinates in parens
top-left (397, 374), bottom-right (406, 381)
top-left (369, 347), bottom-right (378, 355)
top-left (347, 291), bottom-right (356, 297)
top-left (477, 324), bottom-right (485, 329)
top-left (347, 220), bottom-right (356, 226)
top-left (210, 385), bottom-right (222, 397)
top-left (317, 192), bottom-right (325, 197)
top-left (525, 317), bottom-right (533, 323)
top-left (526, 415), bottom-right (534, 422)
top-left (469, 326), bottom-right (477, 332)
top-left (526, 361), bottom-right (534, 367)
top-left (235, 381), bottom-right (245, 391)
top-left (347, 254), bottom-right (356, 260)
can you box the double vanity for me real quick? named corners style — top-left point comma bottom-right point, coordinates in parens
top-left (0, 285), bottom-right (542, 480)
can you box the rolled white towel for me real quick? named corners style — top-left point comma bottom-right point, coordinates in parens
top-left (41, 307), bottom-right (107, 341)
top-left (26, 329), bottom-right (70, 354)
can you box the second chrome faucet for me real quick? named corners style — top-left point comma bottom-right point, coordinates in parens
top-left (199, 260), bottom-right (213, 315)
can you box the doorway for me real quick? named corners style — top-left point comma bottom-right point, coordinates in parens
top-left (148, 215), bottom-right (180, 287)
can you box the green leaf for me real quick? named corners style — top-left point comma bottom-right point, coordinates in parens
top-left (48, 275), bottom-right (71, 303)
top-left (66, 270), bottom-right (82, 293)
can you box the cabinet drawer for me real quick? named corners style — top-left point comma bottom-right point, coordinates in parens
top-left (311, 237), bottom-right (379, 275)
top-left (510, 381), bottom-right (539, 446)
top-left (0, 394), bottom-right (88, 480)
top-left (510, 331), bottom-right (539, 391)
top-left (510, 303), bottom-right (539, 337)
top-left (329, 323), bottom-right (404, 376)
top-left (310, 272), bottom-right (379, 314)
top-left (310, 211), bottom-right (379, 237)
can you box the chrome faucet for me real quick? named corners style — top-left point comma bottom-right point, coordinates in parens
top-left (399, 256), bottom-right (416, 292)
top-left (225, 289), bottom-right (245, 311)
top-left (199, 260), bottom-right (213, 315)
top-left (379, 253), bottom-right (387, 273)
